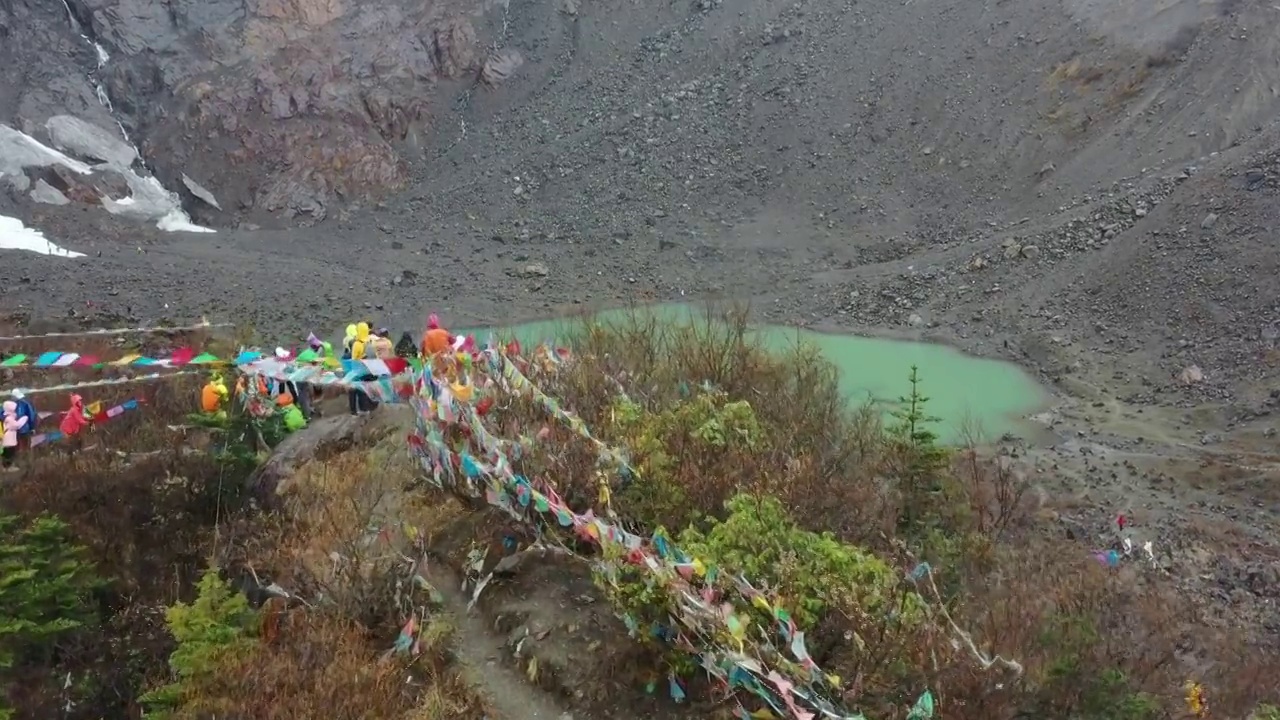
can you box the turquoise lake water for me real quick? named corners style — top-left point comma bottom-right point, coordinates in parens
top-left (458, 306), bottom-right (1048, 444)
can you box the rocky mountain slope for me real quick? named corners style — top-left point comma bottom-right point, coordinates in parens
top-left (0, 0), bottom-right (1276, 383)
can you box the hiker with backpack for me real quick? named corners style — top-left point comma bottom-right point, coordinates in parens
top-left (347, 322), bottom-right (380, 415)
top-left (395, 331), bottom-right (418, 359)
top-left (288, 333), bottom-right (327, 421)
top-left (9, 391), bottom-right (37, 450)
top-left (2, 399), bottom-right (29, 471)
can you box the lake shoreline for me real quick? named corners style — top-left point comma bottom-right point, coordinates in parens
top-left (455, 302), bottom-right (1054, 445)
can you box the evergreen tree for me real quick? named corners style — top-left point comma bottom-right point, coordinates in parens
top-left (140, 566), bottom-right (258, 719)
top-left (889, 366), bottom-right (950, 533)
top-left (0, 513), bottom-right (103, 719)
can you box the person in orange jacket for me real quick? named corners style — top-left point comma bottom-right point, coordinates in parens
top-left (201, 372), bottom-right (230, 418)
top-left (422, 314), bottom-right (451, 356)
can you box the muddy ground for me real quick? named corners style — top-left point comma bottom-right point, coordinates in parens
top-left (2, 0), bottom-right (1278, 659)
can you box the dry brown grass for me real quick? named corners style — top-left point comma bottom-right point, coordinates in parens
top-left (212, 423), bottom-right (490, 720)
top-left (163, 604), bottom-right (482, 720)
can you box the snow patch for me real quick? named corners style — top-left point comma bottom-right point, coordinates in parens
top-left (0, 125), bottom-right (93, 175)
top-left (158, 209), bottom-right (216, 234)
top-left (0, 216), bottom-right (86, 258)
top-left (1, 124), bottom-right (215, 235)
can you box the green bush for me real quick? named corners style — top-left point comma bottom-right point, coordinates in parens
top-left (610, 390), bottom-right (763, 530)
top-left (680, 494), bottom-right (907, 630)
top-left (0, 512), bottom-right (104, 719)
top-left (140, 566), bottom-right (258, 719)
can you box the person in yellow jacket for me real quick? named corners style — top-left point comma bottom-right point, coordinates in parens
top-left (347, 322), bottom-right (380, 415)
top-left (342, 323), bottom-right (357, 357)
top-left (350, 322), bottom-right (372, 360)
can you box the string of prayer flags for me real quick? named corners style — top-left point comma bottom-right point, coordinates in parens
top-left (236, 355), bottom-right (411, 381)
top-left (402, 342), bottom-right (889, 720)
top-left (2, 347), bottom-right (402, 377)
top-left (1, 348), bottom-right (224, 369)
top-left (28, 398), bottom-right (144, 448)
top-left (1093, 519), bottom-right (1157, 567)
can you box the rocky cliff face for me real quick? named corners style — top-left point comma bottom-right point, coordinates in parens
top-left (1, 0), bottom-right (498, 228)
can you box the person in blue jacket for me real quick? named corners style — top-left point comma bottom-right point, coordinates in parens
top-left (10, 391), bottom-right (37, 447)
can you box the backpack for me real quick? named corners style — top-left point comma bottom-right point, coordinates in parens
top-left (14, 398), bottom-right (36, 436)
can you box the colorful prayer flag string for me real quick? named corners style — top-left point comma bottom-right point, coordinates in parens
top-left (28, 398), bottom-right (145, 448)
top-left (1, 348), bottom-right (226, 369)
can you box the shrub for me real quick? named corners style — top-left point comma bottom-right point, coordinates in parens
top-left (1254, 704), bottom-right (1280, 720)
top-left (679, 494), bottom-right (906, 630)
top-left (609, 390), bottom-right (763, 530)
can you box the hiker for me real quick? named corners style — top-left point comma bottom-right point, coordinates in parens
top-left (372, 327), bottom-right (395, 360)
top-left (10, 391), bottom-right (37, 450)
top-left (280, 394), bottom-right (307, 432)
top-left (201, 373), bottom-right (229, 417)
top-left (422, 313), bottom-right (451, 356)
top-left (395, 331), bottom-right (418, 359)
top-left (307, 332), bottom-right (333, 359)
top-left (347, 322), bottom-right (379, 415)
top-left (2, 400), bottom-right (28, 471)
top-left (60, 394), bottom-right (91, 437)
top-left (342, 323), bottom-right (357, 357)
top-left (288, 334), bottom-right (325, 420)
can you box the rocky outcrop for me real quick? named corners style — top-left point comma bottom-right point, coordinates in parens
top-left (44, 0), bottom-right (495, 226)
top-left (246, 413), bottom-right (369, 502)
top-left (46, 114), bottom-right (137, 168)
top-left (2, 0), bottom-right (498, 227)
top-left (30, 179), bottom-right (71, 205)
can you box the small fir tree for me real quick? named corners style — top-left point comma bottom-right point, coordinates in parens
top-left (140, 566), bottom-right (258, 719)
top-left (0, 513), bottom-right (103, 719)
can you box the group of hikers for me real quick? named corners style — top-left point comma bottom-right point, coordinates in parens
top-left (205, 314), bottom-right (460, 423)
top-left (333, 314), bottom-right (457, 417)
top-left (4, 316), bottom-right (464, 470)
top-left (2, 390), bottom-right (97, 471)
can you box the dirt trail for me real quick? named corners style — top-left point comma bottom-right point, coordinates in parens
top-left (349, 406), bottom-right (571, 719)
top-left (421, 560), bottom-right (574, 720)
